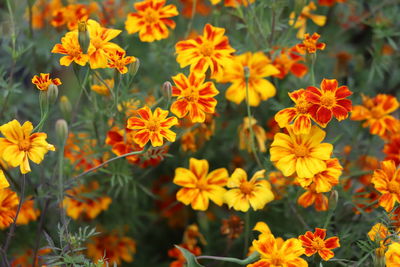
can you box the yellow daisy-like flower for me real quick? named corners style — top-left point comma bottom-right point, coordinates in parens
top-left (270, 125), bottom-right (333, 178)
top-left (173, 158), bottom-right (228, 211)
top-left (224, 168), bottom-right (274, 212)
top-left (51, 31), bottom-right (89, 66)
top-left (0, 120), bottom-right (55, 174)
top-left (385, 242), bottom-right (400, 266)
top-left (220, 52), bottom-right (280, 107)
top-left (31, 73), bottom-right (62, 91)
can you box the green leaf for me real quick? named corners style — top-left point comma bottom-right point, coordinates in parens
top-left (175, 245), bottom-right (205, 267)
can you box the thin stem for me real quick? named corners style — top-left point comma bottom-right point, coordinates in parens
top-left (323, 208), bottom-right (335, 229)
top-left (243, 211), bottom-right (250, 257)
top-left (197, 251), bottom-right (260, 265)
top-left (27, 0), bottom-right (33, 38)
top-left (58, 140), bottom-right (66, 234)
top-left (31, 198), bottom-right (50, 267)
top-left (289, 203), bottom-right (311, 230)
top-left (309, 54), bottom-right (317, 86)
top-left (185, 0), bottom-right (197, 38)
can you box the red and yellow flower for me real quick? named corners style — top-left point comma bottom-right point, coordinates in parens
top-left (179, 0), bottom-right (210, 18)
top-left (289, 2), bottom-right (327, 38)
top-left (31, 73), bottom-right (62, 91)
top-left (173, 158), bottom-right (228, 211)
top-left (385, 242), bottom-right (400, 266)
top-left (51, 31), bottom-right (89, 66)
top-left (171, 72), bottom-right (219, 123)
top-left (0, 188), bottom-right (18, 229)
top-left (127, 106), bottom-right (178, 147)
top-left (272, 46), bottom-right (308, 79)
top-left (299, 228), bottom-right (340, 261)
top-left (175, 24), bottom-right (235, 78)
top-left (306, 79), bottom-right (353, 127)
top-left (125, 0), bottom-right (178, 42)
top-left (107, 49), bottom-right (137, 74)
top-left (296, 32), bottom-right (326, 54)
top-left (318, 0), bottom-right (346, 6)
top-left (298, 186), bottom-right (329, 211)
top-left (384, 135), bottom-right (400, 166)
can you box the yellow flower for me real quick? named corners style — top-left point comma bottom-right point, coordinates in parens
top-left (51, 31), bottom-right (89, 66)
top-left (224, 168), bottom-right (274, 212)
top-left (0, 170), bottom-right (9, 189)
top-left (31, 73), bottom-right (62, 91)
top-left (238, 117), bottom-right (267, 153)
top-left (289, 2), bottom-right (326, 39)
top-left (220, 52), bottom-right (279, 106)
top-left (91, 78), bottom-right (114, 96)
top-left (106, 49), bottom-right (137, 74)
top-left (385, 242), bottom-right (400, 267)
top-left (270, 125), bottom-right (333, 178)
top-left (0, 120), bottom-right (55, 174)
top-left (173, 158), bottom-right (228, 210)
top-left (0, 188), bottom-right (18, 229)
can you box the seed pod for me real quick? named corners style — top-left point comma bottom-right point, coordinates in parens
top-left (162, 81), bottom-right (172, 100)
top-left (55, 119), bottom-right (68, 145)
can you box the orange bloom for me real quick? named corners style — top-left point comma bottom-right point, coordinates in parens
top-left (171, 72), bottom-right (219, 123)
top-left (289, 2), bottom-right (327, 38)
top-left (105, 127), bottom-right (143, 165)
top-left (318, 0), bottom-right (346, 6)
top-left (238, 117), bottom-right (267, 153)
top-left (210, 0), bottom-right (255, 7)
top-left (368, 223), bottom-right (390, 257)
top-left (272, 46), bottom-right (308, 79)
top-left (351, 94), bottom-right (400, 138)
top-left (87, 231), bottom-right (136, 265)
top-left (175, 24), bottom-right (235, 78)
top-left (384, 135), bottom-right (400, 166)
top-left (298, 187), bottom-right (329, 211)
top-left (220, 52), bottom-right (279, 107)
top-left (385, 242), bottom-right (400, 267)
top-left (173, 158), bottom-right (228, 210)
top-left (63, 181), bottom-right (112, 220)
top-left (275, 89), bottom-right (313, 134)
top-left (0, 120), bottom-right (55, 174)
top-left (179, 0), bottom-right (211, 18)
top-left (270, 125), bottom-right (333, 178)
top-left (107, 50), bottom-right (136, 74)
top-left (296, 33), bottom-right (326, 54)
top-left (306, 79), bottom-right (353, 127)
top-left (31, 0), bottom-right (63, 29)
top-left (125, 0), bottom-right (178, 42)
top-left (168, 243), bottom-right (201, 267)
top-left (91, 78), bottom-right (114, 96)
top-left (16, 197), bottom-right (40, 225)
top-left (51, 31), bottom-right (89, 66)
top-left (299, 228), bottom-right (340, 261)
top-left (0, 188), bottom-right (18, 229)
top-left (371, 160), bottom-right (400, 212)
top-left (31, 73), bottom-right (62, 91)
top-left (11, 248), bottom-right (51, 267)
top-left (127, 106), bottom-right (178, 147)
top-left (51, 3), bottom-right (97, 30)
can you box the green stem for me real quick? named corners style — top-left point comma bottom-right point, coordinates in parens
top-left (323, 208), bottom-right (335, 229)
top-left (243, 211), bottom-right (250, 257)
top-left (197, 251), bottom-right (260, 265)
top-left (310, 54), bottom-right (317, 86)
top-left (58, 138), bottom-right (67, 237)
top-left (185, 0), bottom-right (197, 38)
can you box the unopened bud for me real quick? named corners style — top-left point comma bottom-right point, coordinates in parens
top-left (47, 83), bottom-right (59, 105)
top-left (129, 58), bottom-right (140, 77)
top-left (328, 190), bottom-right (339, 210)
top-left (39, 91), bottom-right (48, 109)
top-left (78, 20), bottom-right (90, 54)
top-left (162, 81), bottom-right (172, 100)
top-left (244, 66), bottom-right (250, 80)
top-left (55, 119), bottom-right (68, 145)
top-left (59, 96), bottom-right (72, 121)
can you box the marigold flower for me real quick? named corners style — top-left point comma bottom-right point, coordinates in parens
top-left (16, 197), bottom-right (40, 225)
top-left (171, 72), bottom-right (219, 123)
top-left (371, 160), bottom-right (400, 212)
top-left (87, 231), bottom-right (136, 265)
top-left (385, 241), bottom-right (400, 266)
top-left (221, 52), bottom-right (279, 106)
top-left (318, 0), bottom-right (346, 6)
top-left (220, 215), bottom-right (244, 239)
top-left (63, 181), bottom-right (112, 220)
top-left (11, 248), bottom-right (51, 267)
top-left (268, 171), bottom-right (291, 200)
top-left (306, 79), bottom-right (353, 127)
top-left (384, 135), bottom-right (400, 166)
top-left (0, 120), bottom-right (55, 174)
top-left (270, 125), bottom-right (333, 178)
top-left (31, 0), bottom-right (63, 29)
top-left (0, 188), bottom-right (18, 229)
top-left (106, 49), bottom-right (137, 74)
top-left (179, 0), bottom-right (211, 18)
top-left (106, 126), bottom-right (143, 164)
top-left (0, 170), bottom-right (9, 189)
top-left (296, 158), bottom-right (342, 193)
top-left (51, 3), bottom-right (97, 30)
top-left (248, 233), bottom-right (307, 267)
top-left (298, 187), bottom-right (329, 211)
top-left (91, 78), bottom-right (114, 96)
top-left (210, 0), bottom-right (255, 7)
top-left (351, 94), bottom-right (400, 138)
top-left (51, 31), bottom-right (89, 66)
top-left (297, 33), bottom-right (326, 54)
top-left (127, 106), bottom-right (178, 147)
top-left (275, 89), bottom-right (314, 134)
top-left (125, 0), bottom-right (178, 42)
top-left (173, 158), bottom-right (228, 210)
top-left (238, 117), bottom-right (267, 153)
top-left (175, 24), bottom-right (235, 78)
top-left (299, 228), bottom-right (340, 261)
top-left (31, 73), bottom-right (62, 91)
top-left (368, 223), bottom-right (389, 243)
top-left (272, 46), bottom-right (308, 79)
top-left (224, 168), bottom-right (274, 212)
top-left (289, 2), bottom-right (327, 38)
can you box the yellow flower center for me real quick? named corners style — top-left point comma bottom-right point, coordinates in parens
top-left (143, 9), bottom-right (159, 24)
top-left (294, 145), bottom-right (308, 157)
top-left (295, 99), bottom-right (311, 114)
top-left (183, 88), bottom-right (200, 102)
top-left (197, 179), bottom-right (209, 191)
top-left (311, 237), bottom-right (325, 250)
top-left (200, 42), bottom-right (214, 57)
top-left (239, 181), bottom-right (254, 195)
top-left (370, 107), bottom-right (384, 119)
top-left (270, 256), bottom-right (284, 266)
top-left (388, 180), bottom-right (400, 194)
top-left (19, 139), bottom-right (31, 151)
top-left (276, 54), bottom-right (293, 70)
top-left (320, 92), bottom-right (336, 108)
top-left (146, 119), bottom-right (160, 132)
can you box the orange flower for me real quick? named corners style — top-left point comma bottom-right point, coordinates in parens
top-left (289, 2), bottom-right (327, 38)
top-left (299, 228), bottom-right (340, 261)
top-left (270, 125), bottom-right (333, 178)
top-left (168, 243), bottom-right (201, 267)
top-left (385, 242), bottom-right (400, 266)
top-left (318, 0), bottom-right (346, 6)
top-left (272, 46), bottom-right (308, 79)
top-left (31, 73), bottom-right (62, 91)
top-left (220, 52), bottom-right (279, 107)
top-left (51, 31), bottom-right (89, 66)
top-left (125, 0), bottom-right (178, 42)
top-left (296, 33), bottom-right (326, 54)
top-left (91, 78), bottom-right (114, 96)
top-left (238, 117), bottom-right (267, 153)
top-left (31, 0), bottom-right (63, 29)
top-left (171, 72), bottom-right (219, 123)
top-left (210, 0), bottom-right (255, 7)
top-left (175, 24), bottom-right (235, 78)
top-left (371, 160), bottom-right (400, 212)
top-left (173, 158), bottom-right (228, 210)
top-left (306, 79), bottom-right (353, 127)
top-left (11, 248), bottom-right (51, 267)
top-left (298, 187), bottom-right (329, 211)
top-left (105, 126), bottom-right (143, 164)
top-left (87, 19), bottom-right (123, 69)
top-left (107, 50), bottom-right (136, 74)
top-left (0, 188), bottom-right (18, 229)
top-left (351, 94), bottom-right (400, 138)
top-left (87, 231), bottom-right (136, 265)
top-left (179, 0), bottom-right (211, 18)
top-left (16, 197), bottom-right (40, 225)
top-left (0, 120), bottom-right (55, 174)
top-left (63, 181), bottom-right (112, 220)
top-left (275, 89), bottom-right (313, 134)
top-left (296, 158), bottom-right (342, 193)
top-left (127, 106), bottom-right (178, 147)
top-left (51, 3), bottom-right (97, 30)
top-left (384, 135), bottom-right (400, 166)
top-left (368, 223), bottom-right (390, 257)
